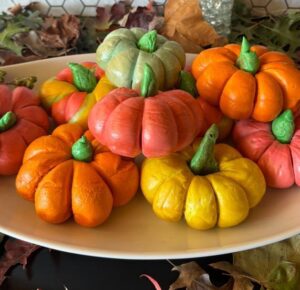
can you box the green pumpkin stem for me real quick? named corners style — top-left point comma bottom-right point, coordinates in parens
top-left (141, 64), bottom-right (158, 97)
top-left (0, 111), bottom-right (17, 132)
top-left (272, 110), bottom-right (295, 144)
top-left (190, 124), bottom-right (219, 175)
top-left (137, 30), bottom-right (157, 53)
top-left (68, 63), bottom-right (97, 93)
top-left (71, 136), bottom-right (94, 162)
top-left (179, 71), bottom-right (197, 97)
top-left (236, 36), bottom-right (260, 74)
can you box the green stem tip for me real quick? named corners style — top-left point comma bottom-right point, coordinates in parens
top-left (137, 30), bottom-right (157, 53)
top-left (272, 109), bottom-right (295, 144)
top-left (236, 36), bottom-right (260, 74)
top-left (68, 63), bottom-right (97, 93)
top-left (0, 111), bottom-right (17, 132)
top-left (141, 64), bottom-right (158, 97)
top-left (72, 136), bottom-right (94, 162)
top-left (179, 71), bottom-right (197, 97)
top-left (190, 124), bottom-right (219, 175)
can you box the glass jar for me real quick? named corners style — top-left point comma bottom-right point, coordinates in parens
top-left (199, 0), bottom-right (234, 36)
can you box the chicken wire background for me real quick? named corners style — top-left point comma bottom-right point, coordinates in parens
top-left (0, 0), bottom-right (300, 16)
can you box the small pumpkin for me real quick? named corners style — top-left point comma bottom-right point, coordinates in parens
top-left (96, 28), bottom-right (185, 91)
top-left (0, 85), bottom-right (49, 175)
top-left (192, 37), bottom-right (300, 122)
top-left (88, 64), bottom-right (205, 158)
top-left (141, 124), bottom-right (266, 229)
top-left (39, 62), bottom-right (116, 129)
top-left (233, 110), bottom-right (300, 189)
top-left (16, 123), bottom-right (139, 227)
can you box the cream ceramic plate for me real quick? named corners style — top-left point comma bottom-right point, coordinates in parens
top-left (1, 54), bottom-right (300, 259)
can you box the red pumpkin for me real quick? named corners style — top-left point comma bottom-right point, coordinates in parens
top-left (88, 65), bottom-right (205, 158)
top-left (233, 110), bottom-right (300, 188)
top-left (0, 85), bottom-right (50, 175)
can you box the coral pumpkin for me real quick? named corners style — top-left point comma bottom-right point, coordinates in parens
top-left (16, 123), bottom-right (139, 227)
top-left (233, 110), bottom-right (300, 189)
top-left (88, 64), bottom-right (205, 158)
top-left (141, 125), bottom-right (266, 229)
top-left (192, 37), bottom-right (300, 122)
top-left (39, 62), bottom-right (115, 129)
top-left (0, 85), bottom-right (49, 175)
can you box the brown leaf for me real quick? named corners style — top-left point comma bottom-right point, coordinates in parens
top-left (0, 238), bottom-right (40, 286)
top-left (16, 31), bottom-right (69, 57)
top-left (39, 14), bottom-right (80, 49)
top-left (0, 49), bottom-right (41, 66)
top-left (160, 0), bottom-right (224, 53)
top-left (210, 262), bottom-right (256, 290)
top-left (169, 261), bottom-right (206, 289)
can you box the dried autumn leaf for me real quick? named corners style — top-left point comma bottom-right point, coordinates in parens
top-left (0, 49), bottom-right (40, 65)
top-left (0, 238), bottom-right (40, 286)
top-left (16, 30), bottom-right (70, 57)
top-left (170, 261), bottom-right (206, 289)
top-left (210, 262), bottom-right (256, 290)
top-left (234, 235), bottom-right (300, 290)
top-left (39, 14), bottom-right (80, 49)
top-left (160, 0), bottom-right (225, 53)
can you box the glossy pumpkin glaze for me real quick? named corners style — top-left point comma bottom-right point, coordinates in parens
top-left (192, 42), bottom-right (300, 122)
top-left (0, 85), bottom-right (49, 175)
top-left (233, 114), bottom-right (300, 189)
top-left (16, 123), bottom-right (139, 227)
top-left (39, 62), bottom-right (116, 129)
top-left (88, 87), bottom-right (205, 158)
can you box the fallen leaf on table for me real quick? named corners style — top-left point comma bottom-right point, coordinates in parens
top-left (0, 238), bottom-right (40, 286)
top-left (169, 261), bottom-right (225, 290)
top-left (118, 1), bottom-right (162, 30)
top-left (38, 14), bottom-right (80, 50)
top-left (233, 235), bottom-right (300, 290)
top-left (160, 0), bottom-right (226, 53)
top-left (210, 262), bottom-right (257, 290)
top-left (0, 49), bottom-right (40, 65)
top-left (16, 31), bottom-right (70, 57)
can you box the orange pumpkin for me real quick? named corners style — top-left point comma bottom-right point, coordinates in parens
top-left (192, 37), bottom-right (300, 122)
top-left (16, 123), bottom-right (139, 227)
top-left (0, 85), bottom-right (49, 175)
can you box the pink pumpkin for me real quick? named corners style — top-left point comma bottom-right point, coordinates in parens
top-left (233, 110), bottom-right (300, 188)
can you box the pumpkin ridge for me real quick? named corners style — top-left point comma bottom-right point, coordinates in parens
top-left (16, 152), bottom-right (70, 201)
top-left (14, 119), bottom-right (48, 146)
top-left (160, 94), bottom-right (195, 150)
top-left (142, 97), bottom-right (178, 157)
top-left (14, 105), bottom-right (50, 131)
top-left (104, 96), bottom-right (144, 157)
top-left (35, 159), bottom-right (74, 224)
top-left (129, 51), bottom-right (145, 89)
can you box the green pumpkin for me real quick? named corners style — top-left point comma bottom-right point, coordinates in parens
top-left (96, 28), bottom-right (185, 91)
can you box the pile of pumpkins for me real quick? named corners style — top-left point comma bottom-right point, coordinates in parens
top-left (2, 27), bottom-right (300, 230)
